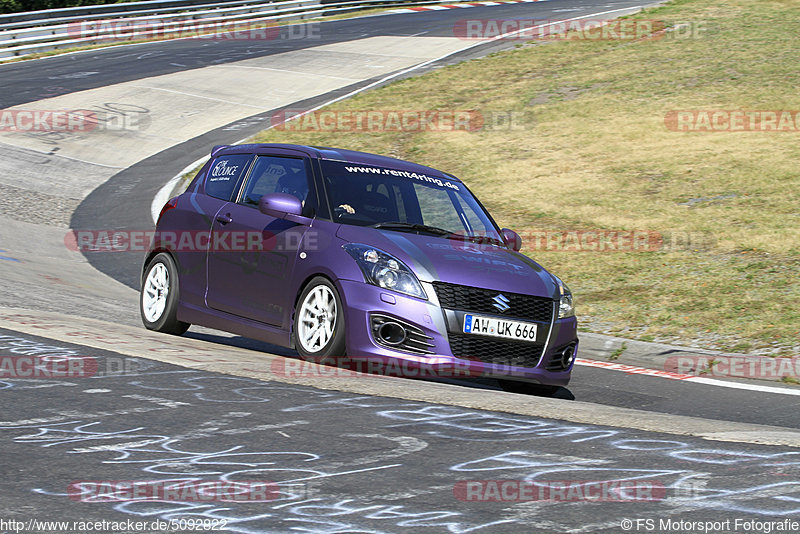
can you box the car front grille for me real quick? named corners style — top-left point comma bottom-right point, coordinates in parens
top-left (448, 334), bottom-right (544, 369)
top-left (432, 282), bottom-right (554, 322)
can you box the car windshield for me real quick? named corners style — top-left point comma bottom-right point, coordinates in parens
top-left (320, 160), bottom-right (504, 245)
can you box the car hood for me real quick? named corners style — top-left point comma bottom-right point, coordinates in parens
top-left (336, 225), bottom-right (560, 299)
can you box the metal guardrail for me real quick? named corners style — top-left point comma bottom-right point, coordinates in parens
top-left (0, 0), bottom-right (258, 26)
top-left (0, 0), bottom-right (439, 59)
top-left (0, 0), bottom-right (284, 30)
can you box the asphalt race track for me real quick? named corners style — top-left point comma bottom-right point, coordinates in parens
top-left (1, 0), bottom-right (800, 532)
top-left (2, 326), bottom-right (800, 532)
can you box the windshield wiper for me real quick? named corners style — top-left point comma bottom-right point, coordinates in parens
top-left (371, 222), bottom-right (453, 236)
top-left (447, 233), bottom-right (505, 247)
top-left (372, 222), bottom-right (505, 246)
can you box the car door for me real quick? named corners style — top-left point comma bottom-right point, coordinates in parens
top-left (169, 153), bottom-right (254, 309)
top-left (205, 151), bottom-right (315, 326)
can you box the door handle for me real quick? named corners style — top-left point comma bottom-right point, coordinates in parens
top-left (216, 214), bottom-right (233, 225)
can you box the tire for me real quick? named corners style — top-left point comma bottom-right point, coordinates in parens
top-left (293, 277), bottom-right (346, 362)
top-left (140, 252), bottom-right (190, 335)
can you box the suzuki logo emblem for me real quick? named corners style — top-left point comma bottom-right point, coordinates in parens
top-left (492, 294), bottom-right (511, 313)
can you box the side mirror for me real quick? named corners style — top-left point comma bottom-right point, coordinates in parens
top-left (501, 228), bottom-right (522, 251)
top-left (259, 192), bottom-right (303, 219)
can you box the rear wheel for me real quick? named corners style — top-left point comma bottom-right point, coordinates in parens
top-left (140, 253), bottom-right (190, 335)
top-left (294, 277), bottom-right (346, 362)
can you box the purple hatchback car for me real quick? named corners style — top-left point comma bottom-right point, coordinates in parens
top-left (141, 144), bottom-right (577, 392)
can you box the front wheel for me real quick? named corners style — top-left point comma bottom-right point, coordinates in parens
top-left (293, 277), bottom-right (346, 362)
top-left (140, 252), bottom-right (190, 335)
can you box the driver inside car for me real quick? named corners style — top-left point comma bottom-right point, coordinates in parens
top-left (331, 179), bottom-right (358, 216)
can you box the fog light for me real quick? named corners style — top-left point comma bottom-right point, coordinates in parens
top-left (561, 345), bottom-right (575, 368)
top-left (377, 322), bottom-right (407, 345)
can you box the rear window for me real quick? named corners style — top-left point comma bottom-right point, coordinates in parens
top-left (204, 154), bottom-right (252, 201)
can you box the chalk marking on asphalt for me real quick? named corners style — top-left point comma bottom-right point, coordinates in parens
top-left (3, 308), bottom-right (800, 447)
top-left (71, 438), bottom-right (167, 453)
top-left (0, 249), bottom-right (21, 262)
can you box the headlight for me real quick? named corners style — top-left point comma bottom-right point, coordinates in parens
top-left (343, 244), bottom-right (427, 300)
top-left (558, 282), bottom-right (575, 318)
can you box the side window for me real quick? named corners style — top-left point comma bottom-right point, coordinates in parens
top-left (240, 156), bottom-right (311, 208)
top-left (205, 155), bottom-right (252, 201)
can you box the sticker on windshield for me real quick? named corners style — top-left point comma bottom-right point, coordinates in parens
top-left (343, 165), bottom-right (460, 191)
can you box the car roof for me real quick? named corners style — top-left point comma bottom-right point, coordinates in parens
top-left (213, 143), bottom-right (460, 181)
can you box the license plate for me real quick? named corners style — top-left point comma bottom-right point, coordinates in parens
top-left (463, 314), bottom-right (538, 342)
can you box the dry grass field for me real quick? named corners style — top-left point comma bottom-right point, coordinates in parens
top-left (249, 0), bottom-right (800, 355)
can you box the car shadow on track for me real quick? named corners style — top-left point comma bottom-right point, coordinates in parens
top-left (183, 330), bottom-right (575, 399)
top-left (185, 330), bottom-right (297, 356)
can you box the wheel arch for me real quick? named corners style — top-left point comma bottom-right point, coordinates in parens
top-left (290, 272), bottom-right (342, 350)
top-left (141, 248), bottom-right (178, 287)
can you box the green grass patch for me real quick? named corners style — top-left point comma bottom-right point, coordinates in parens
top-left (253, 0), bottom-right (800, 355)
top-left (608, 342), bottom-right (628, 361)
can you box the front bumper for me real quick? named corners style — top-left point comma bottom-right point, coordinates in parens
top-left (336, 279), bottom-right (577, 386)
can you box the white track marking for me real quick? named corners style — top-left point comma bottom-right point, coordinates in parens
top-left (576, 358), bottom-right (800, 396)
top-left (214, 64), bottom-right (357, 81)
top-left (130, 85), bottom-right (268, 108)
